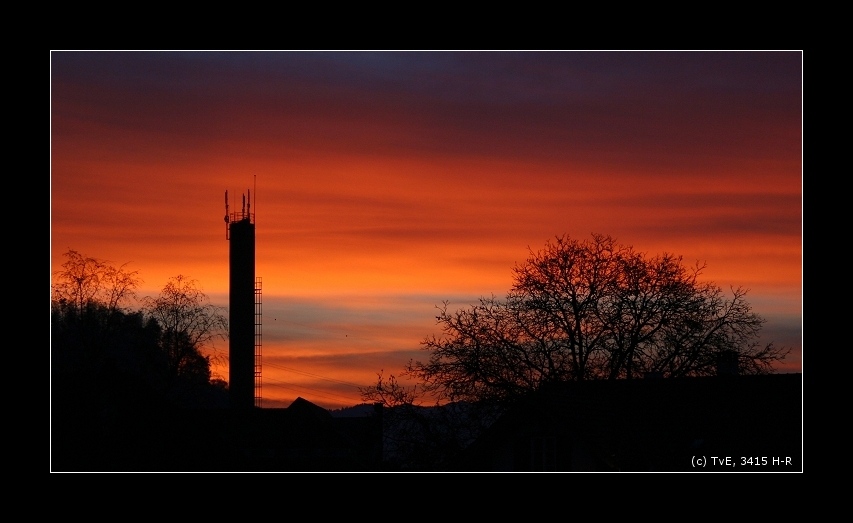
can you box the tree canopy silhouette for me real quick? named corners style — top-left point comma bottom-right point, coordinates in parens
top-left (51, 249), bottom-right (141, 314)
top-left (364, 234), bottom-right (790, 409)
top-left (143, 275), bottom-right (228, 387)
top-left (51, 250), bottom-right (228, 409)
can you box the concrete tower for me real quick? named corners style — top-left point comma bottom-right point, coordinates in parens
top-left (225, 185), bottom-right (262, 409)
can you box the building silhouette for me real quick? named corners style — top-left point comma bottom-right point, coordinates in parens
top-left (225, 186), bottom-right (262, 409)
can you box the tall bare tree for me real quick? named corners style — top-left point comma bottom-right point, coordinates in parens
top-left (396, 234), bottom-right (790, 407)
top-left (143, 275), bottom-right (228, 384)
top-left (51, 249), bottom-right (141, 314)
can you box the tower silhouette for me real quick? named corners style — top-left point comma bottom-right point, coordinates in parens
top-left (225, 184), bottom-right (262, 409)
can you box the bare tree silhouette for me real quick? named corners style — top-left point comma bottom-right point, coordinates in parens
top-left (143, 275), bottom-right (228, 386)
top-left (366, 234), bottom-right (790, 409)
top-left (51, 249), bottom-right (141, 314)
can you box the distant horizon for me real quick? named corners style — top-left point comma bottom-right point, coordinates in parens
top-left (51, 51), bottom-right (803, 410)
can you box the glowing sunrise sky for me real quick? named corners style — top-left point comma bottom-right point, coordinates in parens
top-left (50, 51), bottom-right (802, 409)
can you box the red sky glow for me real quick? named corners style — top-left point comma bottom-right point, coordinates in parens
top-left (51, 51), bottom-right (803, 409)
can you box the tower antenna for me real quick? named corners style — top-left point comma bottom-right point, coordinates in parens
top-left (224, 190), bottom-right (230, 238)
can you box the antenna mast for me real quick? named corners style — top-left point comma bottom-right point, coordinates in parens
top-left (224, 190), bottom-right (230, 238)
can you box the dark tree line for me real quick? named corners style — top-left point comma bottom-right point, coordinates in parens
top-left (51, 250), bottom-right (229, 410)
